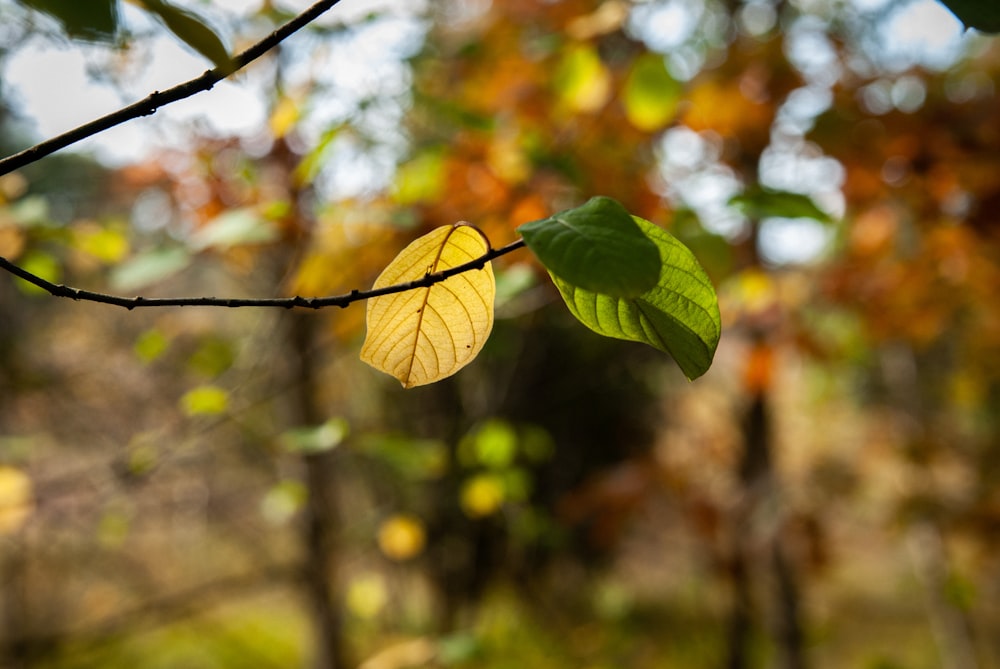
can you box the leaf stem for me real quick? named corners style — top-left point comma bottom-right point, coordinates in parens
top-left (0, 239), bottom-right (526, 310)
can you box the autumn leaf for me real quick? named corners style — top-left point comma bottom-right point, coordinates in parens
top-left (0, 466), bottom-right (34, 535)
top-left (361, 224), bottom-right (495, 388)
top-left (377, 514), bottom-right (427, 561)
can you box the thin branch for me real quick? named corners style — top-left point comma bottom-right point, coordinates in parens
top-left (0, 0), bottom-right (345, 177)
top-left (0, 239), bottom-right (527, 310)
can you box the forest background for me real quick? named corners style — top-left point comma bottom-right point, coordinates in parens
top-left (1, 0), bottom-right (1000, 668)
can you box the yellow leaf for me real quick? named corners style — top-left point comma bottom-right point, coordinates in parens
top-left (555, 44), bottom-right (611, 114)
top-left (269, 96), bottom-right (300, 138)
top-left (0, 466), bottom-right (33, 535)
top-left (361, 224), bottom-right (495, 388)
top-left (180, 385), bottom-right (229, 416)
top-left (460, 474), bottom-right (505, 518)
top-left (377, 514), bottom-right (427, 561)
top-left (74, 223), bottom-right (130, 264)
top-left (346, 573), bottom-right (388, 620)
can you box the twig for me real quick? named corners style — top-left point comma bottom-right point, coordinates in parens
top-left (0, 0), bottom-right (345, 177)
top-left (0, 239), bottom-right (527, 310)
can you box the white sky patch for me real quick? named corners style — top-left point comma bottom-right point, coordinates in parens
top-left (776, 85), bottom-right (833, 133)
top-left (758, 217), bottom-right (833, 266)
top-left (657, 128), bottom-right (747, 239)
top-left (628, 0), bottom-right (703, 52)
top-left (3, 31), bottom-right (266, 165)
top-left (877, 0), bottom-right (966, 70)
top-left (759, 139), bottom-right (844, 199)
top-left (2, 0), bottom-right (423, 169)
top-left (785, 19), bottom-right (841, 86)
top-left (849, 0), bottom-right (892, 10)
top-left (5, 45), bottom-right (123, 140)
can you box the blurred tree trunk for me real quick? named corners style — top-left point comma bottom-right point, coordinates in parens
top-left (0, 274), bottom-right (28, 669)
top-left (908, 523), bottom-right (980, 669)
top-left (289, 311), bottom-right (349, 669)
top-left (880, 344), bottom-right (980, 669)
top-left (1, 546), bottom-right (30, 669)
top-left (726, 336), bottom-right (807, 669)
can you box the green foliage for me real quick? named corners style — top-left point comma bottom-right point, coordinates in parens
top-left (188, 208), bottom-right (279, 251)
top-left (18, 0), bottom-right (120, 43)
top-left (133, 328), bottom-right (170, 364)
top-left (14, 250), bottom-right (60, 295)
top-left (729, 186), bottom-right (832, 223)
top-left (357, 434), bottom-right (448, 480)
top-left (139, 0), bottom-right (233, 70)
top-left (293, 125), bottom-right (345, 185)
top-left (458, 419), bottom-right (518, 469)
top-left (110, 247), bottom-right (191, 291)
top-left (550, 216), bottom-right (721, 380)
top-left (5, 196), bottom-right (50, 227)
top-left (623, 53), bottom-right (682, 132)
top-left (454, 420), bottom-right (549, 517)
top-left (553, 43), bottom-right (610, 113)
top-left (279, 418), bottom-right (349, 454)
top-left (519, 197), bottom-right (662, 298)
top-left (187, 336), bottom-right (236, 377)
top-left (16, 0), bottom-right (231, 67)
top-left (392, 149), bottom-right (447, 205)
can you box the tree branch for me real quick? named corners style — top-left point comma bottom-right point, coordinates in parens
top-left (0, 0), bottom-right (345, 177)
top-left (0, 239), bottom-right (527, 310)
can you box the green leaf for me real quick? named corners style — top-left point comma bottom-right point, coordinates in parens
top-left (279, 418), bottom-right (349, 454)
top-left (139, 0), bottom-right (232, 71)
top-left (110, 247), bottom-right (191, 291)
top-left (554, 43), bottom-right (611, 113)
top-left (15, 250), bottom-right (61, 295)
top-left (938, 0), bottom-right (1000, 32)
top-left (134, 328), bottom-right (170, 364)
top-left (187, 208), bottom-right (279, 251)
top-left (729, 187), bottom-right (832, 223)
top-left (8, 196), bottom-right (52, 227)
top-left (551, 217), bottom-right (721, 380)
top-left (293, 125), bottom-right (345, 185)
top-left (623, 53), bottom-right (682, 132)
top-left (187, 336), bottom-right (235, 377)
top-left (356, 434), bottom-right (448, 480)
top-left (458, 419), bottom-right (518, 469)
top-left (518, 197), bottom-right (661, 298)
top-left (392, 149), bottom-right (446, 205)
top-left (19, 0), bottom-right (120, 43)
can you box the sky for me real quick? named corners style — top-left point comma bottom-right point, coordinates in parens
top-left (0, 0), bottom-right (975, 264)
top-left (2, 0), bottom-right (422, 164)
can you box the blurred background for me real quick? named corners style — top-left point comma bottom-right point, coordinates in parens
top-left (1, 0), bottom-right (1000, 667)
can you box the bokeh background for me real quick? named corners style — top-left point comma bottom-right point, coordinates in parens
top-left (2, 0), bottom-right (1000, 667)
